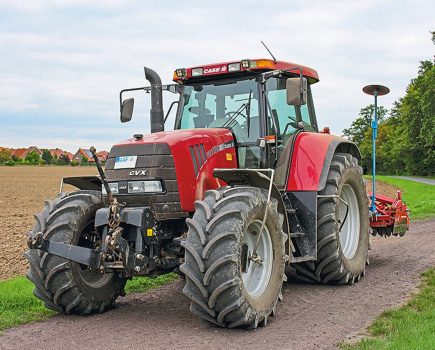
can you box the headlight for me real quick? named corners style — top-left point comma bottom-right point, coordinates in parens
top-left (191, 67), bottom-right (203, 76)
top-left (228, 62), bottom-right (241, 72)
top-left (128, 180), bottom-right (163, 193)
top-left (102, 182), bottom-right (119, 195)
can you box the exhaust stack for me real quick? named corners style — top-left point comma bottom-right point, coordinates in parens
top-left (144, 67), bottom-right (164, 133)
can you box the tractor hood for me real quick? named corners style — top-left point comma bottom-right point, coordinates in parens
top-left (105, 128), bottom-right (237, 218)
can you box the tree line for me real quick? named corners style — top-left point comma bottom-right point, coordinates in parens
top-left (0, 149), bottom-right (91, 167)
top-left (343, 34), bottom-right (434, 176)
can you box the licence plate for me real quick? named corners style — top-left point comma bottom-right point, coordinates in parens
top-left (114, 156), bottom-right (137, 169)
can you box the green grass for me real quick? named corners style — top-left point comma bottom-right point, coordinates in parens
top-left (124, 273), bottom-right (178, 294)
top-left (0, 276), bottom-right (54, 332)
top-left (341, 268), bottom-right (435, 350)
top-left (0, 273), bottom-right (178, 332)
top-left (366, 175), bottom-right (435, 219)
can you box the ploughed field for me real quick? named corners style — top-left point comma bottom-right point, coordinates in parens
top-left (0, 166), bottom-right (97, 280)
top-left (0, 166), bottom-right (399, 281)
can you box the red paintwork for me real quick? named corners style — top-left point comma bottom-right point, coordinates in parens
top-left (368, 191), bottom-right (410, 234)
top-left (114, 128), bottom-right (237, 212)
top-left (174, 58), bottom-right (319, 83)
top-left (286, 132), bottom-right (344, 191)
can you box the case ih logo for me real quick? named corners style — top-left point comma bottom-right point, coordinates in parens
top-left (203, 65), bottom-right (227, 75)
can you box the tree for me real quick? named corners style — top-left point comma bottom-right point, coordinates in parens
top-left (81, 157), bottom-right (89, 165)
top-left (42, 149), bottom-right (53, 165)
top-left (25, 150), bottom-right (40, 164)
top-left (58, 154), bottom-right (70, 165)
top-left (343, 54), bottom-right (434, 175)
top-left (343, 104), bottom-right (388, 146)
top-left (0, 149), bottom-right (12, 163)
top-left (394, 59), bottom-right (435, 175)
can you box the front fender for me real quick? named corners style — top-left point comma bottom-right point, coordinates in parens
top-left (62, 176), bottom-right (102, 191)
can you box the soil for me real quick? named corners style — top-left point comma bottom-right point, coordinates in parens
top-left (0, 166), bottom-right (97, 280)
top-left (365, 179), bottom-right (400, 199)
top-left (1, 168), bottom-right (434, 350)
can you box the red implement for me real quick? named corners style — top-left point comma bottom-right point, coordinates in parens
top-left (369, 191), bottom-right (410, 236)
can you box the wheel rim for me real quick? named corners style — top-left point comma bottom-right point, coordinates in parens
top-left (241, 219), bottom-right (273, 298)
top-left (78, 221), bottom-right (112, 288)
top-left (338, 184), bottom-right (360, 259)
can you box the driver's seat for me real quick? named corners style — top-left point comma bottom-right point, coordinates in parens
top-left (193, 114), bottom-right (214, 128)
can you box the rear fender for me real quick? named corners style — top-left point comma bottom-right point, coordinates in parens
top-left (286, 132), bottom-right (361, 192)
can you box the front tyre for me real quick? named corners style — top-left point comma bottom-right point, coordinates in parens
top-left (181, 187), bottom-right (287, 328)
top-left (25, 190), bottom-right (126, 314)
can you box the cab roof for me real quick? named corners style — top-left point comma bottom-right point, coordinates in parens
top-left (173, 58), bottom-right (319, 84)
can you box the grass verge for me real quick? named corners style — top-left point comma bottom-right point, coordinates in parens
top-left (0, 273), bottom-right (178, 332)
top-left (0, 277), bottom-right (54, 332)
top-left (366, 176), bottom-right (435, 219)
top-left (341, 268), bottom-right (435, 350)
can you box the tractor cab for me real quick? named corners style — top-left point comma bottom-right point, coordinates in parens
top-left (172, 59), bottom-right (319, 169)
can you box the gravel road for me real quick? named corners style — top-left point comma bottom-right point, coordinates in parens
top-left (395, 176), bottom-right (435, 186)
top-left (1, 219), bottom-right (434, 350)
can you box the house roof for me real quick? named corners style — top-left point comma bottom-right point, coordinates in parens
top-left (74, 148), bottom-right (94, 161)
top-left (50, 148), bottom-right (74, 160)
top-left (2, 146), bottom-right (106, 161)
top-left (29, 146), bottom-right (43, 155)
top-left (11, 148), bottom-right (29, 159)
top-left (64, 152), bottom-right (74, 160)
top-left (49, 148), bottom-right (65, 158)
top-left (96, 151), bottom-right (109, 160)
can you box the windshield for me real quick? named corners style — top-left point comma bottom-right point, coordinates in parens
top-left (177, 77), bottom-right (260, 143)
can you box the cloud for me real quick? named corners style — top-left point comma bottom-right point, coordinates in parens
top-left (0, 0), bottom-right (433, 150)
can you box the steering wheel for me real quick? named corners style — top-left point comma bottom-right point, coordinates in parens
top-left (282, 115), bottom-right (299, 135)
top-left (224, 111), bottom-right (247, 119)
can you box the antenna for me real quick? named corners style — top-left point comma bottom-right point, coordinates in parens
top-left (261, 41), bottom-right (277, 62)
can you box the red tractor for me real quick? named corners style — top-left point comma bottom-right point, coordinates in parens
top-left (26, 58), bottom-right (410, 328)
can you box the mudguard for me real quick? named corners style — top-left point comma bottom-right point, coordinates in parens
top-left (286, 132), bottom-right (361, 192)
top-left (62, 176), bottom-right (102, 191)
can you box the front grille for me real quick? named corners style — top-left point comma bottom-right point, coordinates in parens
top-left (105, 143), bottom-right (186, 219)
top-left (189, 143), bottom-right (207, 176)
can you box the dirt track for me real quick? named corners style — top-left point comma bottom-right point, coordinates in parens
top-left (1, 219), bottom-right (434, 350)
top-left (0, 166), bottom-right (97, 280)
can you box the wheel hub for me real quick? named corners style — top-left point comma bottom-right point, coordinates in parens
top-left (338, 184), bottom-right (360, 259)
top-left (241, 219), bottom-right (273, 298)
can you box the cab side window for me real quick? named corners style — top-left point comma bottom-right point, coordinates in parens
top-left (266, 77), bottom-right (316, 144)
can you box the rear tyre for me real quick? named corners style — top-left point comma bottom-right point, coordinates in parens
top-left (293, 153), bottom-right (369, 284)
top-left (181, 187), bottom-right (287, 328)
top-left (25, 190), bottom-right (126, 314)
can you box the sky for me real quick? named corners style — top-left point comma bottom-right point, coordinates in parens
top-left (0, 0), bottom-right (433, 152)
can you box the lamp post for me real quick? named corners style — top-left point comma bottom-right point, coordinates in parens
top-left (363, 84), bottom-right (390, 214)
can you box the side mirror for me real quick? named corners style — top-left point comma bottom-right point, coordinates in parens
top-left (120, 98), bottom-right (134, 123)
top-left (286, 77), bottom-right (307, 106)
